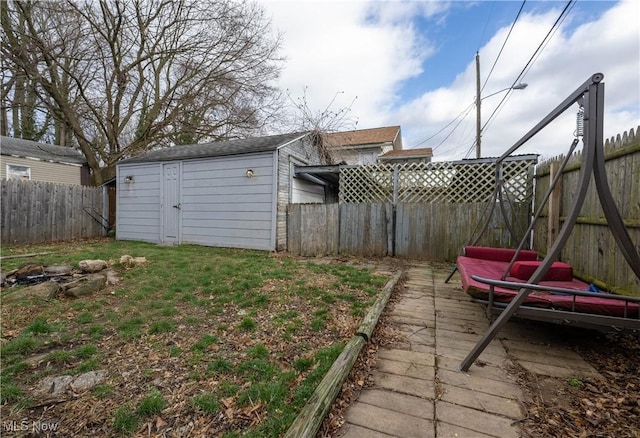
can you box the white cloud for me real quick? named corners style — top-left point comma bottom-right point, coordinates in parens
top-left (399, 0), bottom-right (640, 161)
top-left (261, 0), bottom-right (436, 128)
top-left (261, 0), bottom-right (639, 162)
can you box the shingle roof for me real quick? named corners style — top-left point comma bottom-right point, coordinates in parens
top-left (324, 126), bottom-right (401, 149)
top-left (120, 132), bottom-right (309, 164)
top-left (1, 136), bottom-right (87, 165)
top-left (380, 147), bottom-right (433, 159)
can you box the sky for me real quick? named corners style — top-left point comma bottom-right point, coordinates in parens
top-left (260, 0), bottom-right (640, 162)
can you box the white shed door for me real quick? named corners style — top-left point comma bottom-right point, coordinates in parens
top-left (292, 177), bottom-right (325, 204)
top-left (162, 163), bottom-right (180, 244)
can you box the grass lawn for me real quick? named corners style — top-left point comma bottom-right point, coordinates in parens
top-left (0, 238), bottom-right (390, 437)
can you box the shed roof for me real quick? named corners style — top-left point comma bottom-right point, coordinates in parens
top-left (1, 136), bottom-right (87, 165)
top-left (379, 147), bottom-right (433, 160)
top-left (119, 132), bottom-right (309, 164)
top-left (324, 126), bottom-right (401, 149)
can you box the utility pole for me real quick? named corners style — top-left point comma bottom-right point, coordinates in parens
top-left (475, 52), bottom-right (482, 159)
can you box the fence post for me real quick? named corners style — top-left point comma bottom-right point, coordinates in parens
top-left (547, 162), bottom-right (562, 253)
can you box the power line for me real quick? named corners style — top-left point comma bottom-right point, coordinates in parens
top-left (482, 0), bottom-right (576, 133)
top-left (431, 102), bottom-right (476, 151)
top-left (413, 101), bottom-right (475, 149)
top-left (481, 1), bottom-right (527, 94)
top-left (419, 1), bottom-right (526, 156)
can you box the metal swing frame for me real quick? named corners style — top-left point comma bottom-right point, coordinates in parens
top-left (458, 73), bottom-right (640, 371)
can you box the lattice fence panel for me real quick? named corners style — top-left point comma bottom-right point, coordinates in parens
top-left (339, 164), bottom-right (393, 203)
top-left (339, 158), bottom-right (535, 204)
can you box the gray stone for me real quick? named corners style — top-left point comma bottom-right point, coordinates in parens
top-left (35, 375), bottom-right (74, 396)
top-left (70, 370), bottom-right (107, 392)
top-left (78, 259), bottom-right (108, 273)
top-left (44, 264), bottom-right (73, 275)
top-left (2, 281), bottom-right (60, 303)
top-left (64, 274), bottom-right (106, 297)
top-left (104, 268), bottom-right (120, 285)
top-left (35, 370), bottom-right (107, 396)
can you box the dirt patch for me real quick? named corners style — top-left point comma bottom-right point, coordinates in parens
top-left (516, 331), bottom-right (640, 437)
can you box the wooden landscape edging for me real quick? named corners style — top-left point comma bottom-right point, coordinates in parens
top-left (284, 270), bottom-right (403, 438)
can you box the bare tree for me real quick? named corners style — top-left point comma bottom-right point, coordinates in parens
top-left (1, 0), bottom-right (284, 183)
top-left (285, 87), bottom-right (358, 163)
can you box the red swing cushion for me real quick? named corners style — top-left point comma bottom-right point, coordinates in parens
top-left (510, 261), bottom-right (573, 281)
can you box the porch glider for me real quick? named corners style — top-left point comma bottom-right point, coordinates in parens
top-left (452, 73), bottom-right (640, 372)
top-left (457, 246), bottom-right (640, 329)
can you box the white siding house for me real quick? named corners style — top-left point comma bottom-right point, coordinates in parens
top-left (116, 132), bottom-right (329, 251)
top-left (1, 136), bottom-right (90, 185)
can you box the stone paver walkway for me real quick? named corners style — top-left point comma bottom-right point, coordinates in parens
top-left (337, 263), bottom-right (600, 438)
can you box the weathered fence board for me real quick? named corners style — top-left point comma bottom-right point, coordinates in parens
top-left (287, 203), bottom-right (339, 256)
top-left (1, 180), bottom-right (105, 245)
top-left (338, 203), bottom-right (392, 257)
top-left (288, 202), bottom-right (530, 260)
top-left (534, 126), bottom-right (639, 295)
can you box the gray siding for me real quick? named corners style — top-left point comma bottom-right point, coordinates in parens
top-left (1, 155), bottom-right (82, 185)
top-left (180, 153), bottom-right (275, 250)
top-left (276, 137), bottom-right (327, 251)
top-left (116, 163), bottom-right (162, 243)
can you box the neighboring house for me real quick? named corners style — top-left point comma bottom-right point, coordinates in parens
top-left (378, 147), bottom-right (433, 164)
top-left (323, 126), bottom-right (403, 165)
top-left (116, 132), bottom-right (328, 251)
top-left (0, 136), bottom-right (90, 185)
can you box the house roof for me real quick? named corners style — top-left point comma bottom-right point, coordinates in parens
top-left (379, 147), bottom-right (433, 160)
top-left (1, 136), bottom-right (87, 165)
top-left (119, 132), bottom-right (309, 164)
top-left (323, 126), bottom-right (402, 150)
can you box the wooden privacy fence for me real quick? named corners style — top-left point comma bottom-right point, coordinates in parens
top-left (288, 156), bottom-right (536, 260)
top-left (1, 180), bottom-right (105, 245)
top-left (288, 202), bottom-right (530, 260)
top-left (533, 126), bottom-right (640, 295)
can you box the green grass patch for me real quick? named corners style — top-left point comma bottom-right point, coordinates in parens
top-left (74, 359), bottom-right (100, 374)
top-left (26, 317), bottom-right (54, 334)
top-left (137, 390), bottom-right (166, 417)
top-left (0, 240), bottom-right (388, 437)
top-left (193, 393), bottom-right (219, 413)
top-left (238, 317), bottom-right (257, 331)
top-left (247, 343), bottom-right (269, 359)
top-left (148, 320), bottom-right (176, 334)
top-left (113, 405), bottom-right (139, 435)
top-left (75, 344), bottom-right (98, 359)
top-left (0, 382), bottom-right (22, 404)
top-left (46, 349), bottom-right (74, 364)
top-left (117, 317), bottom-right (144, 339)
top-left (207, 357), bottom-right (233, 376)
top-left (191, 334), bottom-right (218, 352)
top-left (93, 384), bottom-right (114, 399)
top-left (1, 334), bottom-right (39, 357)
top-left (75, 312), bottom-right (94, 324)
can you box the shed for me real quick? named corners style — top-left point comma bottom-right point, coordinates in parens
top-left (116, 132), bottom-right (328, 251)
top-left (0, 136), bottom-right (90, 185)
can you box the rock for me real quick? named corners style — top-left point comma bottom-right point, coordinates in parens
top-left (70, 370), bottom-right (107, 392)
top-left (133, 256), bottom-right (147, 265)
top-left (34, 370), bottom-right (107, 396)
top-left (15, 263), bottom-right (44, 278)
top-left (119, 255), bottom-right (133, 266)
top-left (64, 274), bottom-right (106, 298)
top-left (78, 259), bottom-right (108, 273)
top-left (35, 375), bottom-right (74, 396)
top-left (119, 255), bottom-right (148, 267)
top-left (2, 281), bottom-right (61, 303)
top-left (104, 268), bottom-right (120, 285)
top-left (44, 264), bottom-right (73, 275)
